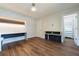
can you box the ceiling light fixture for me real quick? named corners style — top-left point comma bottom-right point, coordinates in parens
top-left (31, 3), bottom-right (36, 11)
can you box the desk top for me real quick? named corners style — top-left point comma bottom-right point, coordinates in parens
top-left (45, 33), bottom-right (61, 36)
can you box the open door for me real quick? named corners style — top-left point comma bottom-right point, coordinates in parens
top-left (61, 16), bottom-right (65, 43)
top-left (73, 14), bottom-right (77, 46)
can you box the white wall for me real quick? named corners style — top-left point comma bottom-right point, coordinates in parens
top-left (0, 23), bottom-right (25, 34)
top-left (36, 7), bottom-right (79, 39)
top-left (36, 13), bottom-right (62, 38)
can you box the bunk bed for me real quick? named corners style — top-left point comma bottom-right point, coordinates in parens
top-left (0, 18), bottom-right (26, 51)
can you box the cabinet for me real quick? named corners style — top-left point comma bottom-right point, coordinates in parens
top-left (45, 31), bottom-right (61, 43)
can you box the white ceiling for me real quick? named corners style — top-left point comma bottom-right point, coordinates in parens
top-left (0, 3), bottom-right (79, 19)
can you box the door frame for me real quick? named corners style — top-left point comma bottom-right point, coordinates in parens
top-left (61, 13), bottom-right (77, 44)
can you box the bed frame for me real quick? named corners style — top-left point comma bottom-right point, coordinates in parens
top-left (0, 33), bottom-right (26, 51)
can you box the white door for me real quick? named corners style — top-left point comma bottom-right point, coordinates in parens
top-left (73, 14), bottom-right (78, 45)
top-left (61, 17), bottom-right (65, 43)
top-left (26, 19), bottom-right (36, 39)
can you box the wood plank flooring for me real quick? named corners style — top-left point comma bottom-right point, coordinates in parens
top-left (0, 37), bottom-right (79, 56)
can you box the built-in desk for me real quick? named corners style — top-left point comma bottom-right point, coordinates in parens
top-left (45, 31), bottom-right (61, 43)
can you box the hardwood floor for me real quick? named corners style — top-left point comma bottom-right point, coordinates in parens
top-left (64, 38), bottom-right (75, 47)
top-left (0, 37), bottom-right (79, 56)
